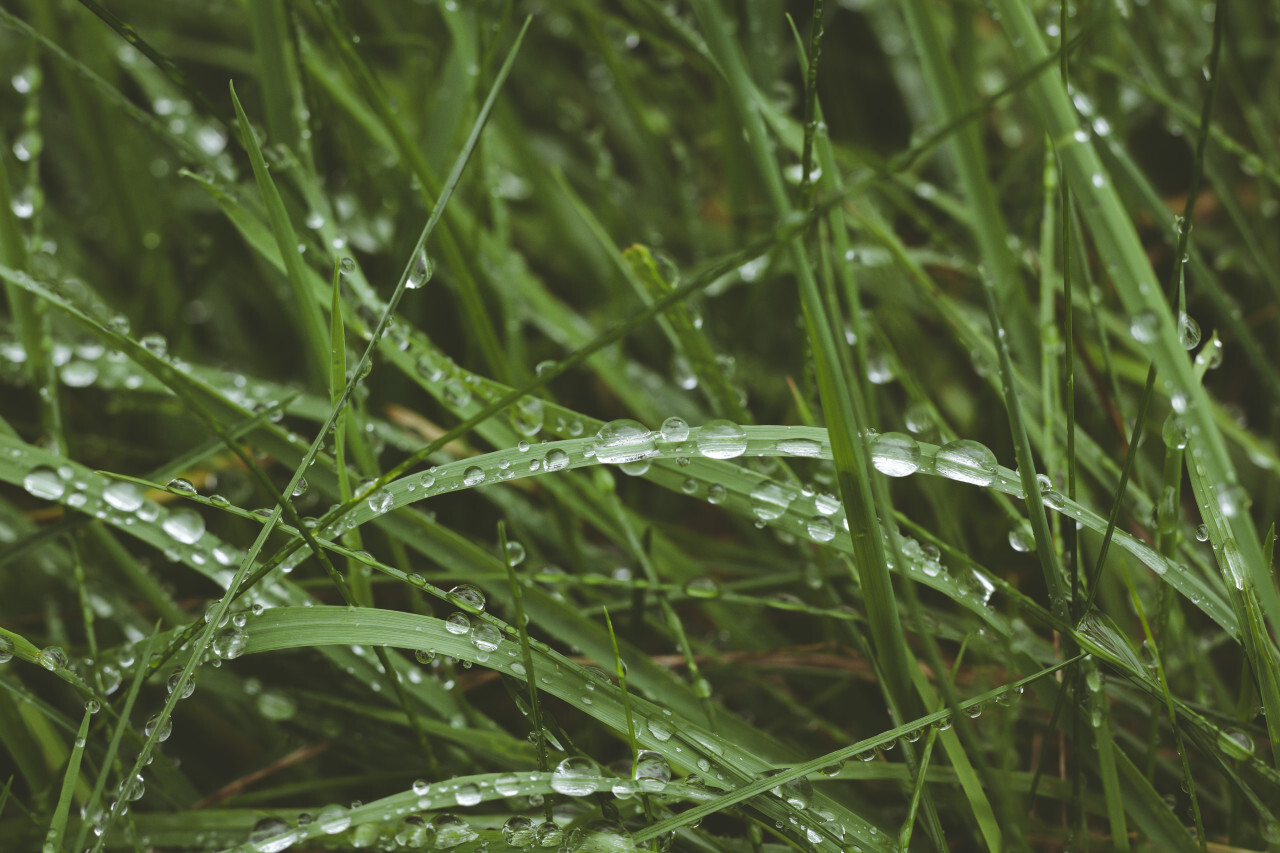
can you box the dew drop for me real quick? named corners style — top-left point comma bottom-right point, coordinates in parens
top-left (248, 816), bottom-right (297, 853)
top-left (593, 419), bottom-right (656, 464)
top-left (870, 432), bottom-right (922, 477)
top-left (407, 251), bottom-right (434, 289)
top-left (659, 416), bottom-right (690, 442)
top-left (23, 466), bottom-right (65, 500)
top-left (683, 577), bottom-right (721, 598)
top-left (162, 508), bottom-right (206, 544)
top-left (1129, 310), bottom-right (1160, 343)
top-left (935, 440), bottom-right (998, 486)
top-left (807, 516), bottom-right (836, 542)
top-left (550, 756), bottom-right (596, 796)
top-left (696, 420), bottom-right (747, 459)
top-left (445, 613), bottom-right (471, 635)
top-left (463, 466), bottom-right (485, 486)
top-left (544, 449), bottom-right (570, 472)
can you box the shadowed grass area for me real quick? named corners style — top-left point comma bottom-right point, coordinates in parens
top-left (1, 1), bottom-right (1278, 850)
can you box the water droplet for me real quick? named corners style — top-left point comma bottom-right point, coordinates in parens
top-left (213, 627), bottom-right (248, 660)
top-left (167, 477), bottom-right (197, 495)
top-left (635, 750), bottom-right (671, 787)
top-left (448, 584), bottom-right (485, 613)
top-left (1216, 483), bottom-right (1249, 518)
top-left (0, 636), bottom-right (13, 664)
top-left (935, 440), bottom-right (998, 486)
top-left (592, 419), bottom-right (656, 464)
top-left (415, 648), bottom-right (436, 665)
top-left (511, 397), bottom-right (544, 437)
top-left (807, 516), bottom-right (835, 542)
top-left (144, 713), bottom-right (172, 742)
top-left (535, 821), bottom-right (564, 847)
top-left (1195, 338), bottom-right (1223, 370)
top-left (706, 483), bottom-right (726, 504)
top-left (1177, 312), bottom-right (1201, 350)
top-left (163, 508), bottom-right (206, 544)
top-left (1218, 728), bottom-right (1255, 759)
top-left (646, 716), bottom-right (673, 741)
top-left (770, 773), bottom-right (812, 809)
top-left (101, 480), bottom-right (144, 512)
top-left (1162, 415), bottom-right (1188, 450)
top-left (544, 449), bottom-right (570, 472)
top-left (291, 478), bottom-right (308, 498)
top-left (471, 623), bottom-right (501, 652)
top-left (249, 816), bottom-right (297, 853)
top-left (504, 540), bottom-right (526, 567)
top-left (697, 420), bottom-right (748, 459)
top-left (659, 416), bottom-right (689, 442)
top-left (38, 646), bottom-right (67, 671)
top-left (316, 803), bottom-right (349, 835)
top-left (453, 782), bottom-right (482, 806)
top-left (442, 379), bottom-right (472, 407)
top-left (1130, 310), bottom-right (1160, 343)
top-left (1008, 523), bottom-right (1034, 552)
top-left (502, 815), bottom-right (536, 846)
top-left (460, 465), bottom-right (484, 487)
top-left (367, 487), bottom-right (394, 513)
top-left (407, 251), bottom-right (434, 289)
top-left (24, 466), bottom-right (65, 500)
top-left (1195, 523), bottom-right (1209, 542)
top-left (749, 481), bottom-right (795, 521)
top-left (551, 756), bottom-right (597, 796)
top-left (683, 577), bottom-right (721, 599)
top-left (870, 432), bottom-right (922, 477)
top-left (445, 613), bottom-right (471, 635)
top-left (776, 437), bottom-right (823, 457)
top-left (394, 814), bottom-right (433, 848)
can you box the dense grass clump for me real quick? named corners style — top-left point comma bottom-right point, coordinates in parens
top-left (2, 1), bottom-right (1279, 850)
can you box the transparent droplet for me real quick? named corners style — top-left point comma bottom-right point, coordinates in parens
top-left (367, 487), bottom-right (394, 513)
top-left (696, 420), bottom-right (747, 459)
top-left (683, 577), bottom-right (721, 598)
top-left (1216, 483), bottom-right (1249, 518)
top-left (167, 477), bottom-right (197, 495)
top-left (103, 481), bottom-right (143, 513)
top-left (776, 437), bottom-right (823, 457)
top-left (248, 816), bottom-right (297, 853)
top-left (659, 416), bottom-right (690, 443)
top-left (1008, 523), bottom-right (1035, 553)
top-left (415, 648), bottom-right (436, 665)
top-left (593, 419), bottom-right (656, 464)
top-left (1195, 523), bottom-right (1209, 542)
top-left (471, 623), bottom-right (501, 653)
top-left (163, 508), bottom-right (206, 544)
top-left (550, 756), bottom-right (597, 796)
top-left (1162, 415), bottom-right (1188, 450)
top-left (1129, 310), bottom-right (1160, 343)
top-left (213, 627), bottom-right (248, 660)
top-left (544, 449), bottom-right (569, 472)
top-left (1195, 338), bottom-right (1223, 370)
top-left (706, 483), bottom-right (726, 504)
top-left (870, 432), bottom-right (922, 477)
top-left (0, 636), bottom-right (13, 664)
top-left (749, 481), bottom-right (795, 521)
top-left (144, 713), bottom-right (172, 742)
top-left (445, 613), bottom-right (471, 635)
top-left (23, 466), bottom-right (65, 500)
top-left (291, 478), bottom-right (308, 498)
top-left (393, 814), bottom-right (433, 848)
top-left (1177, 312), bottom-right (1201, 350)
top-left (1218, 728), bottom-right (1255, 759)
top-left (502, 815), bottom-right (536, 846)
top-left (935, 440), bottom-right (998, 486)
top-left (38, 646), bottom-right (67, 671)
top-left (511, 397), bottom-right (544, 437)
top-left (407, 251), bottom-right (434, 289)
top-left (807, 516), bottom-right (836, 542)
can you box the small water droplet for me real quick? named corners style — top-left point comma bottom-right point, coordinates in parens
top-left (659, 416), bottom-right (690, 442)
top-left (167, 477), bottom-right (197, 496)
top-left (544, 449), bottom-right (570, 471)
top-left (445, 613), bottom-right (471, 635)
top-left (1129, 310), bottom-right (1161, 343)
top-left (407, 251), bottom-right (434, 289)
top-left (463, 466), bottom-right (485, 486)
top-left (550, 756), bottom-right (597, 796)
top-left (1177, 312), bottom-right (1201, 350)
top-left (448, 584), bottom-right (486, 612)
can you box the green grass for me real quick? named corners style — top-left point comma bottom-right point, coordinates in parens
top-left (1, 1), bottom-right (1278, 850)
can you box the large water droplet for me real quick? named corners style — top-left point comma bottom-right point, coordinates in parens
top-left (935, 440), bottom-right (998, 486)
top-left (24, 466), bottom-right (65, 500)
top-left (550, 757), bottom-right (597, 796)
top-left (471, 623), bottom-right (501, 653)
top-left (0, 636), bottom-right (14, 664)
top-left (502, 815), bottom-right (536, 846)
top-left (39, 646), bottom-right (67, 670)
top-left (807, 516), bottom-right (835, 542)
top-left (511, 397), bottom-right (544, 437)
top-left (593, 419), bottom-right (656, 464)
top-left (163, 508), bottom-right (206, 544)
top-left (167, 477), bottom-right (197, 496)
top-left (544, 449), bottom-right (570, 472)
top-left (749, 481), bottom-right (795, 521)
top-left (776, 437), bottom-right (823, 457)
top-left (696, 420), bottom-right (747, 459)
top-left (249, 816), bottom-right (297, 853)
top-left (213, 627), bottom-right (248, 660)
top-left (394, 814), bottom-right (433, 848)
top-left (870, 432), bottom-right (921, 477)
top-left (463, 466), bottom-right (485, 486)
top-left (144, 713), bottom-right (172, 742)
top-left (659, 416), bottom-right (689, 442)
top-left (315, 804), bottom-right (350, 835)
top-left (104, 480), bottom-right (145, 512)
